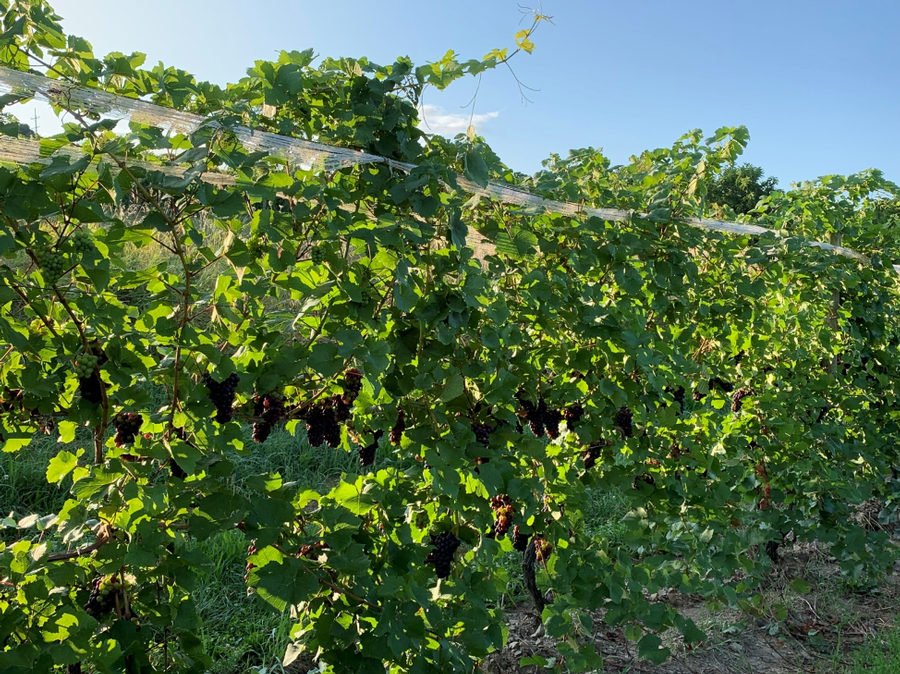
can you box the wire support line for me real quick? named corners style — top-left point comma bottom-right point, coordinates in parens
top-left (0, 65), bottom-right (891, 273)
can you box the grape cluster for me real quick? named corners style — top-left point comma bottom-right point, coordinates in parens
top-left (543, 404), bottom-right (563, 440)
top-left (83, 575), bottom-right (122, 619)
top-left (204, 373), bottom-right (240, 423)
top-left (306, 399), bottom-right (342, 448)
top-left (390, 409), bottom-right (405, 445)
top-left (359, 430), bottom-right (383, 467)
top-left (310, 244), bottom-right (325, 265)
top-left (490, 495), bottom-right (514, 538)
top-left (33, 247), bottom-right (65, 281)
top-left (332, 395), bottom-right (352, 423)
top-left (709, 377), bottom-right (735, 393)
top-left (425, 531), bottom-right (460, 579)
top-left (299, 541), bottom-right (328, 559)
top-left (563, 403), bottom-right (584, 426)
top-left (78, 372), bottom-right (106, 404)
top-left (472, 421), bottom-right (493, 447)
top-left (731, 387), bottom-right (754, 413)
top-left (534, 538), bottom-right (553, 564)
top-left (113, 413), bottom-right (142, 447)
top-left (0, 388), bottom-right (23, 412)
top-left (73, 353), bottom-right (99, 379)
top-left (632, 472), bottom-right (656, 490)
top-left (512, 525), bottom-right (530, 552)
top-left (244, 543), bottom-right (257, 582)
top-left (247, 235), bottom-right (266, 258)
top-left (582, 440), bottom-right (605, 470)
top-left (341, 368), bottom-right (363, 405)
top-left (666, 386), bottom-right (685, 415)
top-left (70, 229), bottom-right (94, 256)
top-left (253, 394), bottom-right (285, 443)
top-left (615, 406), bottom-right (633, 438)
top-left (516, 393), bottom-right (563, 439)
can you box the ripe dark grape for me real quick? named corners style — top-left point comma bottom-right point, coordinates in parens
top-left (632, 472), bottom-right (656, 490)
top-left (515, 389), bottom-right (536, 427)
top-left (563, 403), bottom-right (584, 426)
top-left (426, 531), bottom-right (460, 579)
top-left (472, 421), bottom-right (493, 447)
top-left (113, 413), bottom-right (142, 447)
top-left (306, 400), bottom-right (341, 448)
top-left (582, 441), bottom-right (605, 470)
top-left (615, 406), bottom-right (633, 438)
top-left (204, 372), bottom-right (240, 423)
top-left (390, 409), bottom-right (405, 446)
top-left (83, 576), bottom-right (118, 619)
top-left (512, 526), bottom-right (530, 552)
top-left (709, 377), bottom-right (734, 394)
top-left (666, 386), bottom-right (685, 415)
top-left (341, 368), bottom-right (363, 405)
top-left (359, 430), bottom-right (383, 468)
top-left (516, 393), bottom-right (562, 439)
top-left (731, 387), bottom-right (754, 413)
top-left (332, 395), bottom-right (352, 423)
top-left (543, 405), bottom-right (563, 440)
top-left (252, 393), bottom-right (285, 443)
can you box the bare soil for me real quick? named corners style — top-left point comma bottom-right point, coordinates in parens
top-left (480, 542), bottom-right (900, 674)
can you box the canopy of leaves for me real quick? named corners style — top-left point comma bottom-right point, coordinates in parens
top-left (0, 3), bottom-right (899, 674)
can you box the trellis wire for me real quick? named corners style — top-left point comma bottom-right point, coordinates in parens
top-left (0, 65), bottom-right (893, 273)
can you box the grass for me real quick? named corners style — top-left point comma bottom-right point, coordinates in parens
top-left (0, 422), bottom-right (361, 674)
top-left (843, 625), bottom-right (900, 673)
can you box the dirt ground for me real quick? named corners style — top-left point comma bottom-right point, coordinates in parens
top-left (480, 542), bottom-right (900, 674)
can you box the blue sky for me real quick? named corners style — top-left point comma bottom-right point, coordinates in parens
top-left (21, 0), bottom-right (900, 188)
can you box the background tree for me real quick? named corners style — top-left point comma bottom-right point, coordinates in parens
top-left (707, 162), bottom-right (778, 215)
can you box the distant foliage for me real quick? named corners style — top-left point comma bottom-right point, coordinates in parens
top-left (707, 162), bottom-right (778, 214)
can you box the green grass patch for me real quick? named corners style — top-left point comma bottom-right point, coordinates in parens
top-left (844, 625), bottom-right (900, 673)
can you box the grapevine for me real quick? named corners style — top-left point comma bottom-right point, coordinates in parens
top-left (0, 5), bottom-right (897, 673)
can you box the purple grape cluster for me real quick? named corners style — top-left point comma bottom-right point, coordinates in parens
top-left (253, 394), bottom-right (285, 443)
top-left (306, 399), bottom-right (342, 448)
top-left (390, 409), bottom-right (405, 445)
top-left (113, 413), bottom-right (142, 447)
top-left (731, 387), bottom-right (754, 413)
top-left (342, 368), bottom-right (363, 405)
top-left (472, 421), bottom-right (493, 447)
top-left (426, 532), bottom-right (460, 579)
top-left (563, 403), bottom-right (584, 426)
top-left (359, 430), bottom-right (383, 468)
top-left (615, 406), bottom-right (633, 438)
top-left (516, 392), bottom-right (563, 439)
top-left (204, 373), bottom-right (240, 423)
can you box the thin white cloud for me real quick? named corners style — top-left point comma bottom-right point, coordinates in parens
top-left (418, 104), bottom-right (499, 137)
